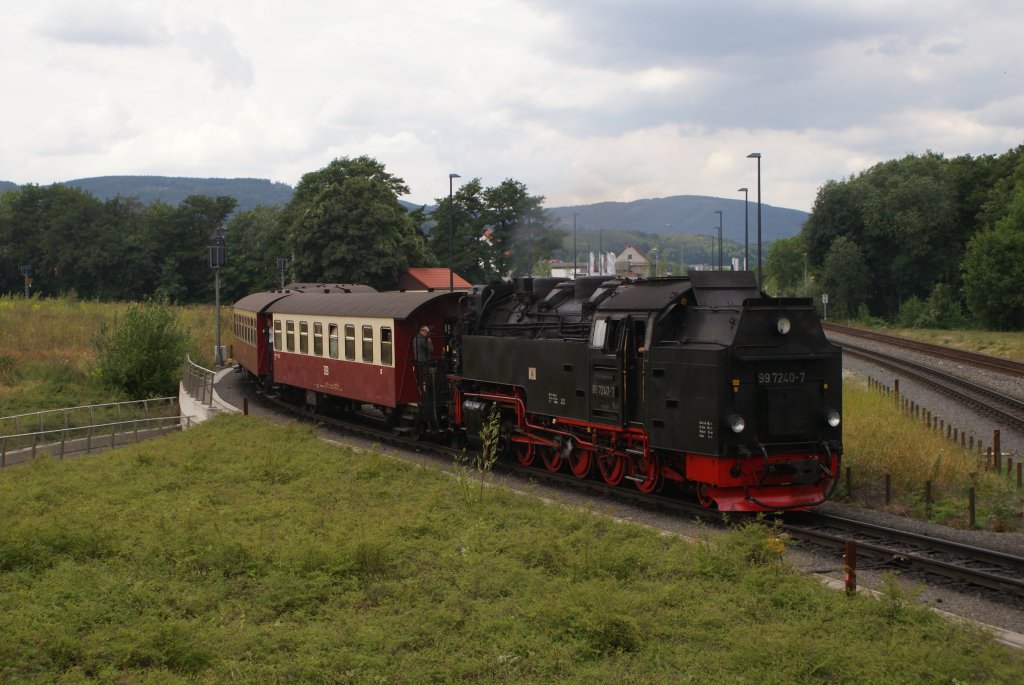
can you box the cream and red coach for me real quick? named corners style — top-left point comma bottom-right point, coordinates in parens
top-left (236, 288), bottom-right (462, 415)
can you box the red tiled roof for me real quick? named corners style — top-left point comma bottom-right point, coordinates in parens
top-left (401, 268), bottom-right (471, 290)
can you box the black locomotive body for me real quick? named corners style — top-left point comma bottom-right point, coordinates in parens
top-left (234, 271), bottom-right (842, 511)
top-left (452, 271), bottom-right (842, 510)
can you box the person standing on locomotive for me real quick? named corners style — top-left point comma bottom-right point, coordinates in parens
top-left (413, 325), bottom-right (434, 396)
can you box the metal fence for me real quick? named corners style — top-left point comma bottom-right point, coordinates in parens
top-left (182, 355), bottom-right (215, 406)
top-left (0, 398), bottom-right (182, 467)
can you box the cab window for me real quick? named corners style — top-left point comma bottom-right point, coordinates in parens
top-left (273, 320), bottom-right (282, 350)
top-left (299, 322), bottom-right (309, 354)
top-left (286, 320), bottom-right (295, 352)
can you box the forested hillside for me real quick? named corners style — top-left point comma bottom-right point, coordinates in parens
top-left (766, 146), bottom-right (1024, 330)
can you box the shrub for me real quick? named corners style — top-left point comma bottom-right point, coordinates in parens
top-left (94, 301), bottom-right (196, 398)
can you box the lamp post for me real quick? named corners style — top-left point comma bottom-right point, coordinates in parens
top-left (737, 187), bottom-right (749, 271)
top-left (747, 152), bottom-right (762, 289)
top-left (276, 258), bottom-right (287, 289)
top-left (572, 212), bottom-right (579, 279)
top-left (448, 173), bottom-right (460, 292)
top-left (20, 265), bottom-right (32, 298)
top-left (714, 210), bottom-right (723, 271)
top-left (209, 225), bottom-right (226, 365)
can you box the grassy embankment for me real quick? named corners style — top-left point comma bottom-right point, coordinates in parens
top-left (0, 295), bottom-right (229, 416)
top-left (2, 414), bottom-right (1023, 683)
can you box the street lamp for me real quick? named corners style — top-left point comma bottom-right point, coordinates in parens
top-left (20, 265), bottom-right (32, 298)
top-left (573, 212), bottom-right (579, 279)
top-left (276, 258), bottom-right (287, 289)
top-left (448, 173), bottom-right (461, 292)
top-left (209, 225), bottom-right (227, 365)
top-left (747, 152), bottom-right (762, 289)
top-left (737, 187), bottom-right (749, 271)
top-left (714, 210), bottom-right (723, 271)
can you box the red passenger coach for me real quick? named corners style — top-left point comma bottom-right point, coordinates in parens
top-left (263, 290), bottom-right (463, 412)
top-left (232, 291), bottom-right (291, 381)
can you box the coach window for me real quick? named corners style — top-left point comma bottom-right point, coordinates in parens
top-left (362, 325), bottom-right (374, 363)
top-left (328, 324), bottom-right (339, 358)
top-left (286, 320), bottom-right (296, 352)
top-left (344, 324), bottom-right (356, 361)
top-left (299, 322), bottom-right (309, 354)
top-left (380, 327), bottom-right (393, 366)
top-left (313, 322), bottom-right (323, 356)
top-left (274, 320), bottom-right (282, 350)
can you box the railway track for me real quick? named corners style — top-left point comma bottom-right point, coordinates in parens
top-left (823, 322), bottom-right (1024, 378)
top-left (833, 337), bottom-right (1024, 433)
top-left (242, 377), bottom-right (1024, 602)
top-left (782, 511), bottom-right (1024, 599)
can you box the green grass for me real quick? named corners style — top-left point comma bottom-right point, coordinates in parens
top-left (1, 415), bottom-right (1022, 683)
top-left (0, 295), bottom-right (231, 415)
top-left (842, 378), bottom-right (1022, 529)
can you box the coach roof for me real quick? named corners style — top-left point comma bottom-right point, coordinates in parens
top-left (233, 291), bottom-right (292, 313)
top-left (265, 290), bottom-right (462, 319)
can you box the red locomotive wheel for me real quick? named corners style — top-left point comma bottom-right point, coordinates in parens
top-left (569, 447), bottom-right (593, 478)
top-left (634, 453), bottom-right (661, 494)
top-left (597, 451), bottom-right (625, 486)
top-left (514, 441), bottom-right (535, 466)
top-left (695, 483), bottom-right (714, 508)
top-left (541, 446), bottom-right (563, 473)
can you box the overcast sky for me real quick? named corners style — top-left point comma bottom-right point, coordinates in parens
top-left (3, 1), bottom-right (1022, 212)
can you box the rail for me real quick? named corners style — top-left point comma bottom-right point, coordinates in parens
top-left (0, 398), bottom-right (185, 467)
top-left (182, 355), bottom-right (215, 406)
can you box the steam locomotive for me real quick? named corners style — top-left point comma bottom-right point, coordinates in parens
top-left (233, 272), bottom-right (842, 511)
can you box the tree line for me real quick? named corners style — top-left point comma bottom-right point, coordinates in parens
top-left (765, 146), bottom-right (1024, 330)
top-left (0, 156), bottom-right (563, 304)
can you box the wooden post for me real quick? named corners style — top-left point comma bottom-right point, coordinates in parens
top-left (968, 487), bottom-right (976, 528)
top-left (993, 430), bottom-right (1001, 472)
top-left (243, 398), bottom-right (249, 416)
top-left (885, 474), bottom-right (891, 506)
top-left (844, 541), bottom-right (857, 595)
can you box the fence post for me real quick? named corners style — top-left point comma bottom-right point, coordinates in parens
top-left (993, 430), bottom-right (1001, 472)
top-left (968, 487), bottom-right (976, 528)
top-left (844, 541), bottom-right (857, 595)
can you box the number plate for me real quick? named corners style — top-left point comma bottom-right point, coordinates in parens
top-left (758, 370), bottom-right (805, 385)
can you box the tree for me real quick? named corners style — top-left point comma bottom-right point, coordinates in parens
top-left (764, 235), bottom-right (806, 296)
top-left (221, 206), bottom-right (286, 301)
top-left (820, 236), bottom-right (870, 319)
top-left (430, 178), bottom-right (562, 282)
top-left (284, 156), bottom-right (430, 289)
top-left (145, 195), bottom-right (237, 303)
top-left (962, 187), bottom-right (1024, 329)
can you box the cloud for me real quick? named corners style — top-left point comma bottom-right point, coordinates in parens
top-left (36, 2), bottom-right (169, 47)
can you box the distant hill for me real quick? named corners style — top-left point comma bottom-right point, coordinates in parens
top-left (546, 195), bottom-right (807, 243)
top-left (0, 177), bottom-right (807, 243)
top-left (0, 176), bottom-right (293, 214)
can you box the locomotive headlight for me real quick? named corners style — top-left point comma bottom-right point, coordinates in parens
top-left (728, 414), bottom-right (746, 434)
top-left (826, 410), bottom-right (841, 428)
top-left (775, 315), bottom-right (792, 335)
